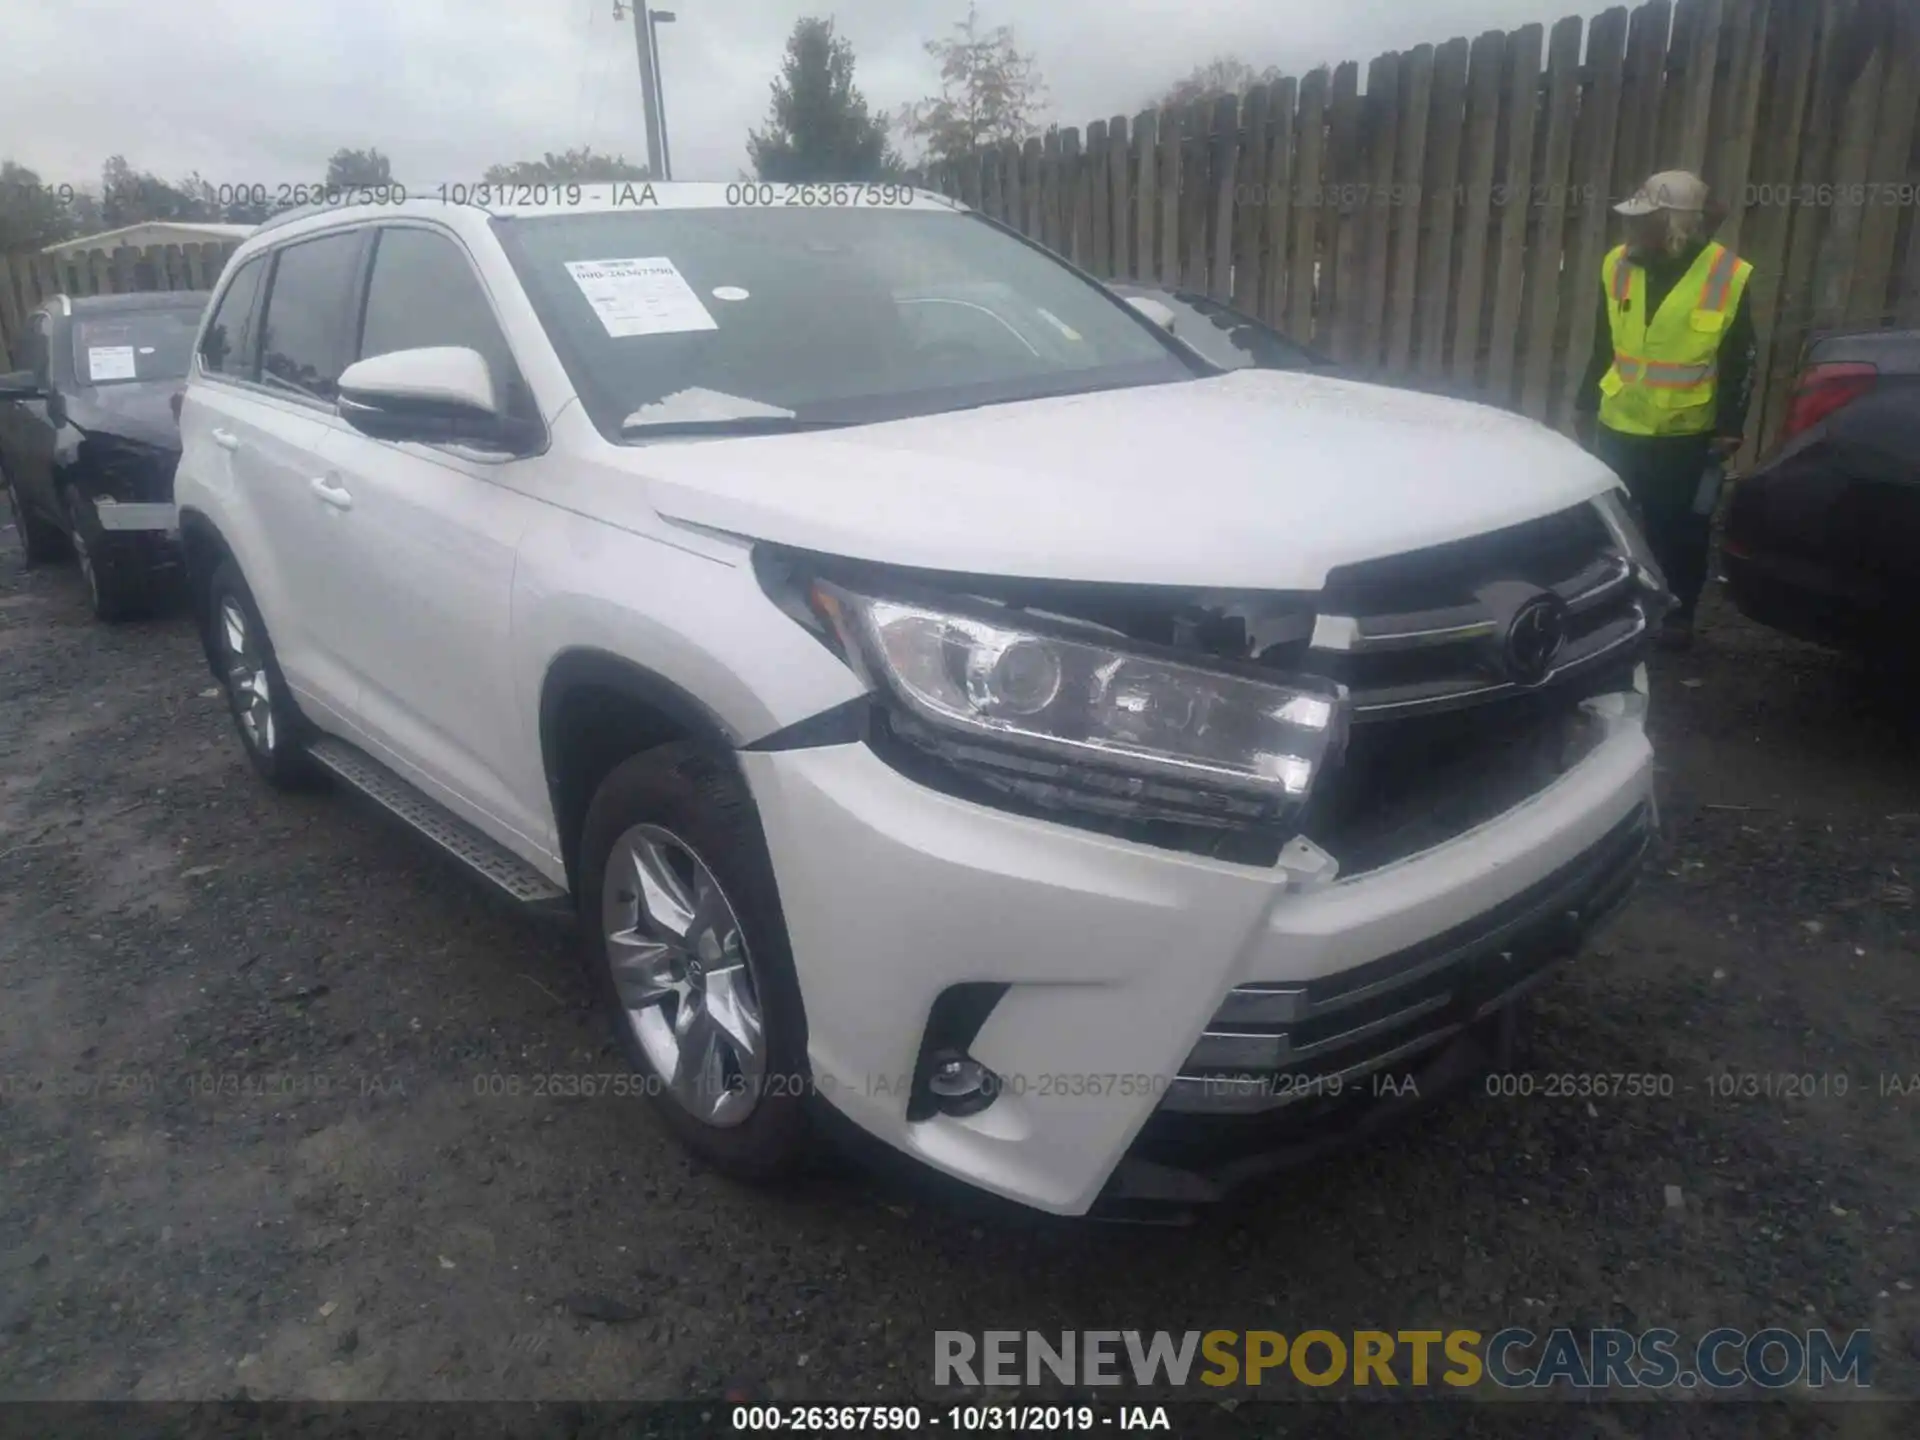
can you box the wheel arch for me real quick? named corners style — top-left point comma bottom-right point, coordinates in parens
top-left (177, 506), bottom-right (235, 678)
top-left (538, 647), bottom-right (742, 892)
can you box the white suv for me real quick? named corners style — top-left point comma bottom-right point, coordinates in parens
top-left (173, 184), bottom-right (1664, 1217)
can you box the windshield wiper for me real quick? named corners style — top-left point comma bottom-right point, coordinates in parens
top-left (618, 415), bottom-right (853, 439)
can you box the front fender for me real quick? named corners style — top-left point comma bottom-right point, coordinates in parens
top-left (510, 508), bottom-right (867, 812)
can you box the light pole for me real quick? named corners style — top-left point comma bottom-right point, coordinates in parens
top-left (650, 10), bottom-right (676, 181)
top-left (614, 1), bottom-right (667, 181)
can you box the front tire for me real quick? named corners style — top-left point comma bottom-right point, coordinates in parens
top-left (579, 743), bottom-right (812, 1180)
top-left (207, 559), bottom-right (322, 789)
top-left (64, 488), bottom-right (150, 621)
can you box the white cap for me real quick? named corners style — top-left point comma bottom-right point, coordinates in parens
top-left (1615, 170), bottom-right (1709, 216)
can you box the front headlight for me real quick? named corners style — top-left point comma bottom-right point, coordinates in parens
top-left (810, 580), bottom-right (1349, 832)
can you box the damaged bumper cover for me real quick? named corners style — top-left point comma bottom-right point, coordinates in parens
top-left (740, 669), bottom-right (1654, 1217)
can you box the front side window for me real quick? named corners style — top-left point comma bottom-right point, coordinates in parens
top-left (494, 207), bottom-right (1196, 440)
top-left (259, 230), bottom-right (366, 403)
top-left (201, 255), bottom-right (267, 380)
top-left (357, 226), bottom-right (535, 422)
top-left (73, 307), bottom-right (202, 386)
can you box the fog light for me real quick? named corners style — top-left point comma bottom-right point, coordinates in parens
top-left (926, 1050), bottom-right (999, 1115)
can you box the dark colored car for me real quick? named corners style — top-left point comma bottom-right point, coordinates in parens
top-left (1722, 326), bottom-right (1920, 654)
top-left (0, 290), bottom-right (210, 619)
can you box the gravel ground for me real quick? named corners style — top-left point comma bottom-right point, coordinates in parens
top-left (1, 526), bottom-right (1916, 1434)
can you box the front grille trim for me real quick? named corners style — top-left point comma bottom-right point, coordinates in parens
top-left (1339, 601), bottom-right (1648, 720)
top-left (1303, 500), bottom-right (1652, 722)
top-left (1164, 1023), bottom-right (1469, 1115)
top-left (1319, 553), bottom-right (1635, 658)
top-left (1185, 991), bottom-right (1455, 1069)
top-left (1162, 803), bottom-right (1651, 1115)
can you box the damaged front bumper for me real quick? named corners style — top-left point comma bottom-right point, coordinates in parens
top-left (741, 669), bottom-right (1656, 1217)
top-left (1104, 797), bottom-right (1650, 1213)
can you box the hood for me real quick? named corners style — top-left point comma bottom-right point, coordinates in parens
top-left (632, 369), bottom-right (1620, 590)
top-left (64, 380), bottom-right (182, 452)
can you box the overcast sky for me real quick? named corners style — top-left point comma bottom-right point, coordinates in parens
top-left (7, 0), bottom-right (1611, 192)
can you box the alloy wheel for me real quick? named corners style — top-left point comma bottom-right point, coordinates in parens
top-left (601, 823), bottom-right (766, 1127)
top-left (218, 596), bottom-right (276, 755)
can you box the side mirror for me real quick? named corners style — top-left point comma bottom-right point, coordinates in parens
top-left (336, 347), bottom-right (514, 447)
top-left (1122, 295), bottom-right (1179, 334)
top-left (0, 370), bottom-right (47, 403)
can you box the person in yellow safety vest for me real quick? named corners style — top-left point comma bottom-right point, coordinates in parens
top-left (1575, 171), bottom-right (1755, 652)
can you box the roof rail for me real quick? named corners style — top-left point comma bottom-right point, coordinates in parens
top-left (248, 190), bottom-right (496, 239)
top-left (248, 201), bottom-right (346, 237)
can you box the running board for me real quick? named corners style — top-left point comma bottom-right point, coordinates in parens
top-left (306, 737), bottom-right (569, 908)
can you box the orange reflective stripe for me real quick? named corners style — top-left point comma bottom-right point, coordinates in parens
top-left (1698, 245), bottom-right (1737, 312)
top-left (1641, 366), bottom-right (1716, 390)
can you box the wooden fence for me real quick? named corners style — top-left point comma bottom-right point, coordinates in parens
top-left (6, 0), bottom-right (1915, 456)
top-left (0, 241), bottom-right (241, 372)
top-left (908, 0), bottom-right (1920, 456)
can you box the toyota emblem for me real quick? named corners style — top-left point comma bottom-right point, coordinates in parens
top-left (1504, 596), bottom-right (1568, 686)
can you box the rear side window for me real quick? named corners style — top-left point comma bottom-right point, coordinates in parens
top-left (259, 231), bottom-right (366, 403)
top-left (200, 256), bottom-right (267, 380)
top-left (358, 226), bottom-right (534, 421)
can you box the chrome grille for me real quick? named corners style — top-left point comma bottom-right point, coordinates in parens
top-left (1161, 804), bottom-right (1651, 1115)
top-left (1305, 502), bottom-right (1659, 721)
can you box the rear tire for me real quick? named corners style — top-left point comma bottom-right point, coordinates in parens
top-left (578, 743), bottom-right (812, 1181)
top-left (64, 488), bottom-right (150, 621)
top-left (3, 468), bottom-right (65, 565)
top-left (207, 559), bottom-right (323, 790)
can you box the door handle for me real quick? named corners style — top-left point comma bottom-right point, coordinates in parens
top-left (310, 476), bottom-right (353, 511)
top-left (211, 428), bottom-right (240, 452)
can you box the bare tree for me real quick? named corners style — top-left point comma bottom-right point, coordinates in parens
top-left (1152, 57), bottom-right (1283, 111)
top-left (324, 147), bottom-right (393, 188)
top-left (898, 4), bottom-right (1047, 164)
top-left (100, 155), bottom-right (218, 227)
top-left (483, 148), bottom-right (650, 184)
top-left (0, 162), bottom-right (82, 250)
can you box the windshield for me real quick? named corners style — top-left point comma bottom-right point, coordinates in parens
top-left (71, 308), bottom-right (202, 386)
top-left (493, 207), bottom-right (1197, 439)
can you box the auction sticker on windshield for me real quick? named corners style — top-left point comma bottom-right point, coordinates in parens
top-left (564, 257), bottom-right (718, 338)
top-left (87, 346), bottom-right (138, 382)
